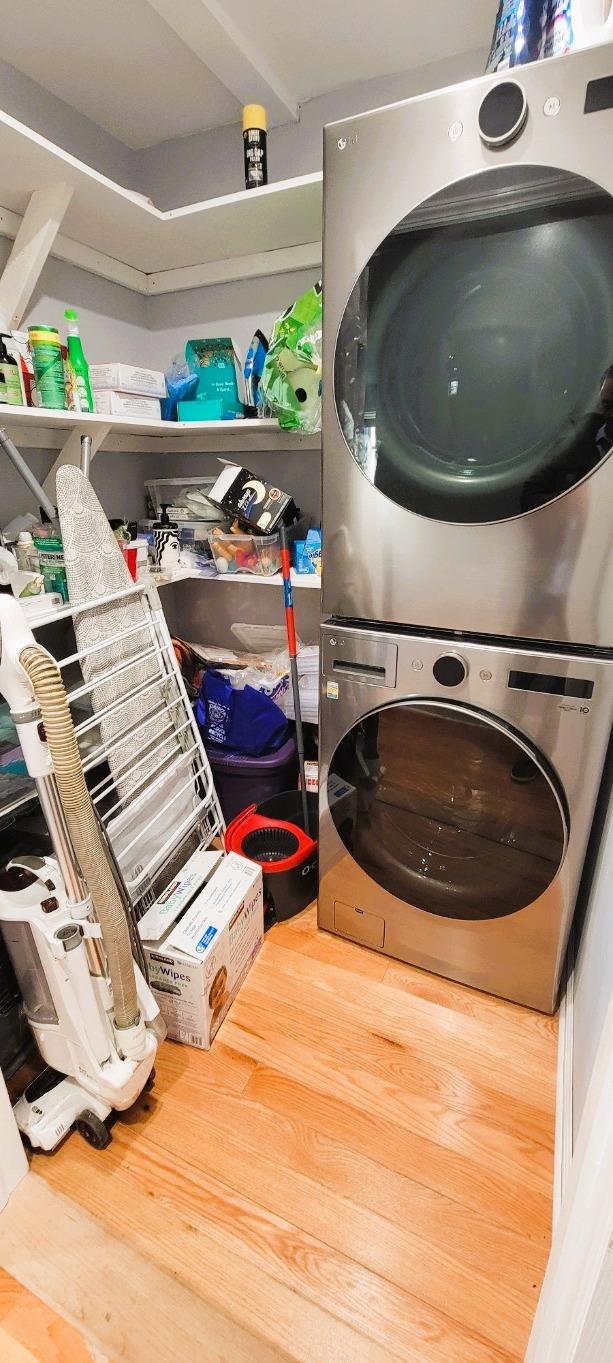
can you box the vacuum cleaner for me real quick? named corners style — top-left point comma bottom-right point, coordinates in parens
top-left (225, 526), bottom-right (318, 922)
top-left (0, 592), bottom-right (165, 1151)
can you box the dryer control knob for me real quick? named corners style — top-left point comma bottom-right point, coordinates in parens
top-left (478, 81), bottom-right (527, 147)
top-left (433, 654), bottom-right (467, 687)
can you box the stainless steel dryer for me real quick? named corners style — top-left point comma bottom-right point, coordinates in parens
top-left (323, 45), bottom-right (613, 648)
top-left (318, 623), bottom-right (613, 1010)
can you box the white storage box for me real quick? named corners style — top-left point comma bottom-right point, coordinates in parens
top-left (139, 852), bottom-right (264, 1049)
top-left (94, 390), bottom-right (161, 418)
top-left (89, 362), bottom-right (166, 398)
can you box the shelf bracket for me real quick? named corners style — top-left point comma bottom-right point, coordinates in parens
top-left (43, 422), bottom-right (111, 502)
top-left (0, 182), bottom-right (73, 332)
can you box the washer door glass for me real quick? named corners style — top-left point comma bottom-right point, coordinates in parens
top-left (334, 166), bottom-right (613, 522)
top-left (327, 701), bottom-right (567, 919)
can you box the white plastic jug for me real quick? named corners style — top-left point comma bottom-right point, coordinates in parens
top-left (572, 0), bottom-right (613, 47)
top-left (487, 0), bottom-right (613, 72)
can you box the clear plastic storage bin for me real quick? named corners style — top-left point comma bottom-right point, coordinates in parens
top-left (208, 530), bottom-right (281, 577)
top-left (146, 476), bottom-right (218, 521)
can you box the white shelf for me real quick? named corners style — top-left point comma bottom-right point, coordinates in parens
top-left (25, 569), bottom-right (320, 627)
top-left (0, 406), bottom-right (320, 454)
top-left (178, 569), bottom-right (321, 590)
top-left (0, 108), bottom-right (323, 293)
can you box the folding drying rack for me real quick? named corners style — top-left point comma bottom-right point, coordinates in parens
top-left (24, 578), bottom-right (224, 918)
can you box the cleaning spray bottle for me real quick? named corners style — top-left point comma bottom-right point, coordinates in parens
top-left (64, 308), bottom-right (94, 413)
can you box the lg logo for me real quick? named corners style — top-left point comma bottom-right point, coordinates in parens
top-left (337, 134), bottom-right (358, 150)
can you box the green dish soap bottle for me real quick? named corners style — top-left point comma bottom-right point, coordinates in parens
top-left (64, 307), bottom-right (94, 413)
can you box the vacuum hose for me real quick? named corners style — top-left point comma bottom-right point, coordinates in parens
top-left (20, 645), bottom-right (139, 1030)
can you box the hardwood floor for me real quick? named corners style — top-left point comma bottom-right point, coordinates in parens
top-left (0, 1269), bottom-right (96, 1362)
top-left (0, 904), bottom-right (557, 1362)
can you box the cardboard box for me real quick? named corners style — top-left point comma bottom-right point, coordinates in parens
top-left (140, 852), bottom-right (264, 1049)
top-left (208, 462), bottom-right (296, 534)
top-left (93, 390), bottom-right (161, 418)
top-left (89, 362), bottom-right (166, 397)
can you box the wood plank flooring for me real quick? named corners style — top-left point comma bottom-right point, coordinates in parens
top-left (0, 1269), bottom-right (96, 1363)
top-left (0, 904), bottom-right (557, 1362)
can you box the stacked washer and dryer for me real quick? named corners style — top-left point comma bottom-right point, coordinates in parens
top-left (318, 45), bottom-right (613, 1011)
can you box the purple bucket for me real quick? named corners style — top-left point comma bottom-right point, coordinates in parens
top-left (205, 735), bottom-right (299, 823)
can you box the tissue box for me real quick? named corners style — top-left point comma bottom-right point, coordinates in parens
top-left (139, 851), bottom-right (263, 1049)
top-left (208, 463), bottom-right (296, 534)
top-left (93, 391), bottom-right (161, 418)
top-left (89, 363), bottom-right (166, 397)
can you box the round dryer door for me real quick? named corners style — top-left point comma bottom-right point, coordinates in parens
top-left (334, 164), bottom-right (613, 522)
top-left (327, 701), bottom-right (568, 920)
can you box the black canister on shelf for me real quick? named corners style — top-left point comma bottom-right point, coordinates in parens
top-left (243, 104), bottom-right (268, 190)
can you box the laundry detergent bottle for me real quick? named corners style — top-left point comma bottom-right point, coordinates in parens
top-left (487, 0), bottom-right (613, 71)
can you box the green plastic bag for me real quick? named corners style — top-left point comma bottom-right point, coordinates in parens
top-left (261, 281), bottom-right (322, 433)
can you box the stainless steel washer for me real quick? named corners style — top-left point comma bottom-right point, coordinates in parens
top-left (318, 623), bottom-right (613, 1011)
top-left (323, 45), bottom-right (613, 647)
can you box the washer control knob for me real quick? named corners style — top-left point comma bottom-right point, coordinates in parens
top-left (478, 81), bottom-right (528, 147)
top-left (433, 654), bottom-right (467, 687)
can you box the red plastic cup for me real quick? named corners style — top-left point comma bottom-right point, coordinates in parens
top-left (121, 544), bottom-right (138, 581)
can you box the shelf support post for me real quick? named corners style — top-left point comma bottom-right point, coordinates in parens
top-left (43, 423), bottom-right (111, 503)
top-left (0, 182), bottom-right (73, 332)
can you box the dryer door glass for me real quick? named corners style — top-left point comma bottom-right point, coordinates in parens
top-left (327, 701), bottom-right (567, 919)
top-left (334, 166), bottom-right (613, 522)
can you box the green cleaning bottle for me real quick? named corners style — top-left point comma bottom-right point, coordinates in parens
top-left (64, 308), bottom-right (94, 413)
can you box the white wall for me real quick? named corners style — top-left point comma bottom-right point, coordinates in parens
top-left (572, 774), bottom-right (613, 1143)
top-left (0, 239), bottom-right (149, 525)
top-left (138, 46), bottom-right (487, 207)
top-left (145, 269), bottom-right (318, 372)
top-left (0, 56), bottom-right (137, 187)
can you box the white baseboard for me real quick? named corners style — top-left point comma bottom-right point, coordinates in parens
top-left (554, 935), bottom-right (575, 1223)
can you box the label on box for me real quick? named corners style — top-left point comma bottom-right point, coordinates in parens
top-left (138, 848), bottom-right (222, 942)
top-left (167, 853), bottom-right (260, 958)
top-left (89, 363), bottom-right (166, 397)
top-left (93, 390), bottom-right (161, 418)
top-left (304, 760), bottom-right (319, 793)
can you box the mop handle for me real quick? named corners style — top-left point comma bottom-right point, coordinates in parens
top-left (0, 427), bottom-right (56, 523)
top-left (280, 532), bottom-right (297, 657)
top-left (280, 525), bottom-right (310, 832)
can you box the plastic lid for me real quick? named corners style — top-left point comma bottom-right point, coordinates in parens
top-left (243, 103), bottom-right (267, 132)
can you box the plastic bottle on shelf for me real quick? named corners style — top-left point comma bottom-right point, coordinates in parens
top-left (28, 326), bottom-right (66, 410)
top-left (15, 531), bottom-right (39, 573)
top-left (0, 334), bottom-right (23, 405)
top-left (64, 308), bottom-right (94, 413)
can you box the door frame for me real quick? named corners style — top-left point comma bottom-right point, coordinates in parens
top-left (526, 987), bottom-right (613, 1363)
